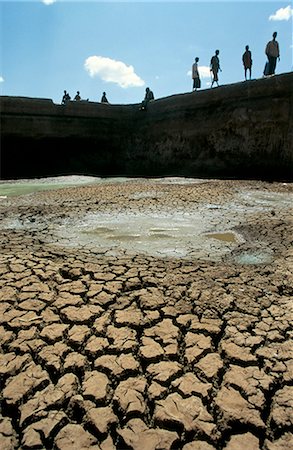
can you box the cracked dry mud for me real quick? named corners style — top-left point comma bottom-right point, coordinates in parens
top-left (0, 179), bottom-right (292, 450)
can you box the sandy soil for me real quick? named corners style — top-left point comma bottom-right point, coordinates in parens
top-left (0, 179), bottom-right (292, 450)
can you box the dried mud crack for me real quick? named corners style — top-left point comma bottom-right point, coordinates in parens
top-left (0, 179), bottom-right (292, 450)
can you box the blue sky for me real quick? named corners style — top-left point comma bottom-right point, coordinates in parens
top-left (0, 1), bottom-right (292, 105)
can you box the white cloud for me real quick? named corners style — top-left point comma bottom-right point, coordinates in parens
top-left (198, 66), bottom-right (212, 78)
top-left (84, 56), bottom-right (145, 88)
top-left (0, 76), bottom-right (4, 83)
top-left (187, 65), bottom-right (211, 79)
top-left (269, 5), bottom-right (293, 21)
top-left (42, 0), bottom-right (57, 5)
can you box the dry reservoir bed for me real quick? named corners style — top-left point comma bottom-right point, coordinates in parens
top-left (0, 177), bottom-right (292, 450)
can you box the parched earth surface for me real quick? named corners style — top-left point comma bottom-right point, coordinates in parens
top-left (0, 179), bottom-right (292, 450)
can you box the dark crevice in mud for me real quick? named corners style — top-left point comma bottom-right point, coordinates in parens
top-left (20, 397), bottom-right (69, 431)
top-left (3, 377), bottom-right (51, 417)
top-left (261, 378), bottom-right (285, 441)
top-left (0, 351), bottom-right (32, 387)
top-left (115, 436), bottom-right (132, 450)
top-left (191, 348), bottom-right (215, 369)
top-left (177, 328), bottom-right (187, 368)
top-left (182, 430), bottom-right (218, 450)
top-left (118, 409), bottom-right (146, 426)
top-left (63, 363), bottom-right (88, 380)
top-left (94, 363), bottom-right (141, 388)
top-left (104, 425), bottom-right (120, 450)
top-left (201, 364), bottom-right (228, 429)
top-left (24, 342), bottom-right (48, 369)
top-left (170, 437), bottom-right (183, 450)
top-left (141, 279), bottom-right (159, 289)
top-left (265, 335), bottom-right (289, 346)
top-left (191, 298), bottom-right (203, 317)
top-left (271, 424), bottom-right (293, 441)
top-left (67, 398), bottom-right (87, 424)
top-left (0, 402), bottom-right (21, 446)
top-left (109, 298), bottom-right (136, 312)
top-left (250, 341), bottom-right (268, 359)
top-left (35, 414), bottom-right (69, 450)
top-left (277, 284), bottom-right (293, 297)
top-left (154, 417), bottom-right (185, 436)
top-left (220, 352), bottom-right (260, 369)
top-left (218, 422), bottom-right (266, 450)
top-left (111, 399), bottom-right (133, 430)
top-left (223, 382), bottom-right (266, 417)
top-left (38, 363), bottom-right (63, 385)
top-left (257, 355), bottom-right (267, 371)
top-left (150, 366), bottom-right (185, 390)
top-left (84, 420), bottom-right (117, 446)
top-left (83, 419), bottom-right (107, 440)
top-left (58, 314), bottom-right (99, 328)
top-left (144, 395), bottom-right (156, 428)
top-left (192, 363), bottom-right (213, 386)
top-left (66, 337), bottom-right (88, 353)
top-left (139, 356), bottom-right (153, 380)
top-left (58, 268), bottom-right (82, 281)
top-left (104, 344), bottom-right (139, 358)
top-left (211, 359), bottom-right (229, 394)
top-left (211, 318), bottom-right (227, 352)
top-left (110, 320), bottom-right (141, 331)
top-left (121, 281), bottom-right (145, 294)
top-left (140, 316), bottom-right (163, 331)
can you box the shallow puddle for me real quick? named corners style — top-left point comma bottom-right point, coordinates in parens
top-left (106, 234), bottom-right (142, 242)
top-left (0, 176), bottom-right (100, 197)
top-left (148, 233), bottom-right (174, 239)
top-left (85, 227), bottom-right (115, 235)
top-left (56, 210), bottom-right (243, 261)
top-left (234, 250), bottom-right (273, 265)
top-left (204, 232), bottom-right (238, 243)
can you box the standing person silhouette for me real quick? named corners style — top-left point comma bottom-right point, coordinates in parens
top-left (61, 90), bottom-right (71, 104)
top-left (101, 92), bottom-right (109, 103)
top-left (192, 57), bottom-right (201, 91)
top-left (242, 45), bottom-right (252, 80)
top-left (210, 50), bottom-right (221, 87)
top-left (265, 32), bottom-right (280, 75)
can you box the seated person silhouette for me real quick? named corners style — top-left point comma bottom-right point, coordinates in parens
top-left (140, 87), bottom-right (154, 110)
top-left (74, 91), bottom-right (81, 101)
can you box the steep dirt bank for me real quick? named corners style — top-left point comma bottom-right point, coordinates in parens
top-left (1, 72), bottom-right (292, 180)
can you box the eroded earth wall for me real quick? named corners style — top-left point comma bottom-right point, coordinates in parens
top-left (1, 72), bottom-right (292, 180)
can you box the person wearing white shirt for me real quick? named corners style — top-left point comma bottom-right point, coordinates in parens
top-left (265, 32), bottom-right (280, 75)
top-left (192, 57), bottom-right (201, 91)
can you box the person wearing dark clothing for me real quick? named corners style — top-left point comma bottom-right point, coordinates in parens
top-left (192, 57), bottom-right (201, 91)
top-left (265, 32), bottom-right (280, 76)
top-left (145, 87), bottom-right (154, 101)
top-left (242, 45), bottom-right (252, 80)
top-left (140, 87), bottom-right (154, 110)
top-left (101, 92), bottom-right (109, 103)
top-left (210, 50), bottom-right (221, 87)
top-left (74, 91), bottom-right (81, 101)
top-left (61, 90), bottom-right (71, 104)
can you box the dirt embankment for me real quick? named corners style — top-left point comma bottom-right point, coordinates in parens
top-left (1, 72), bottom-right (293, 180)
